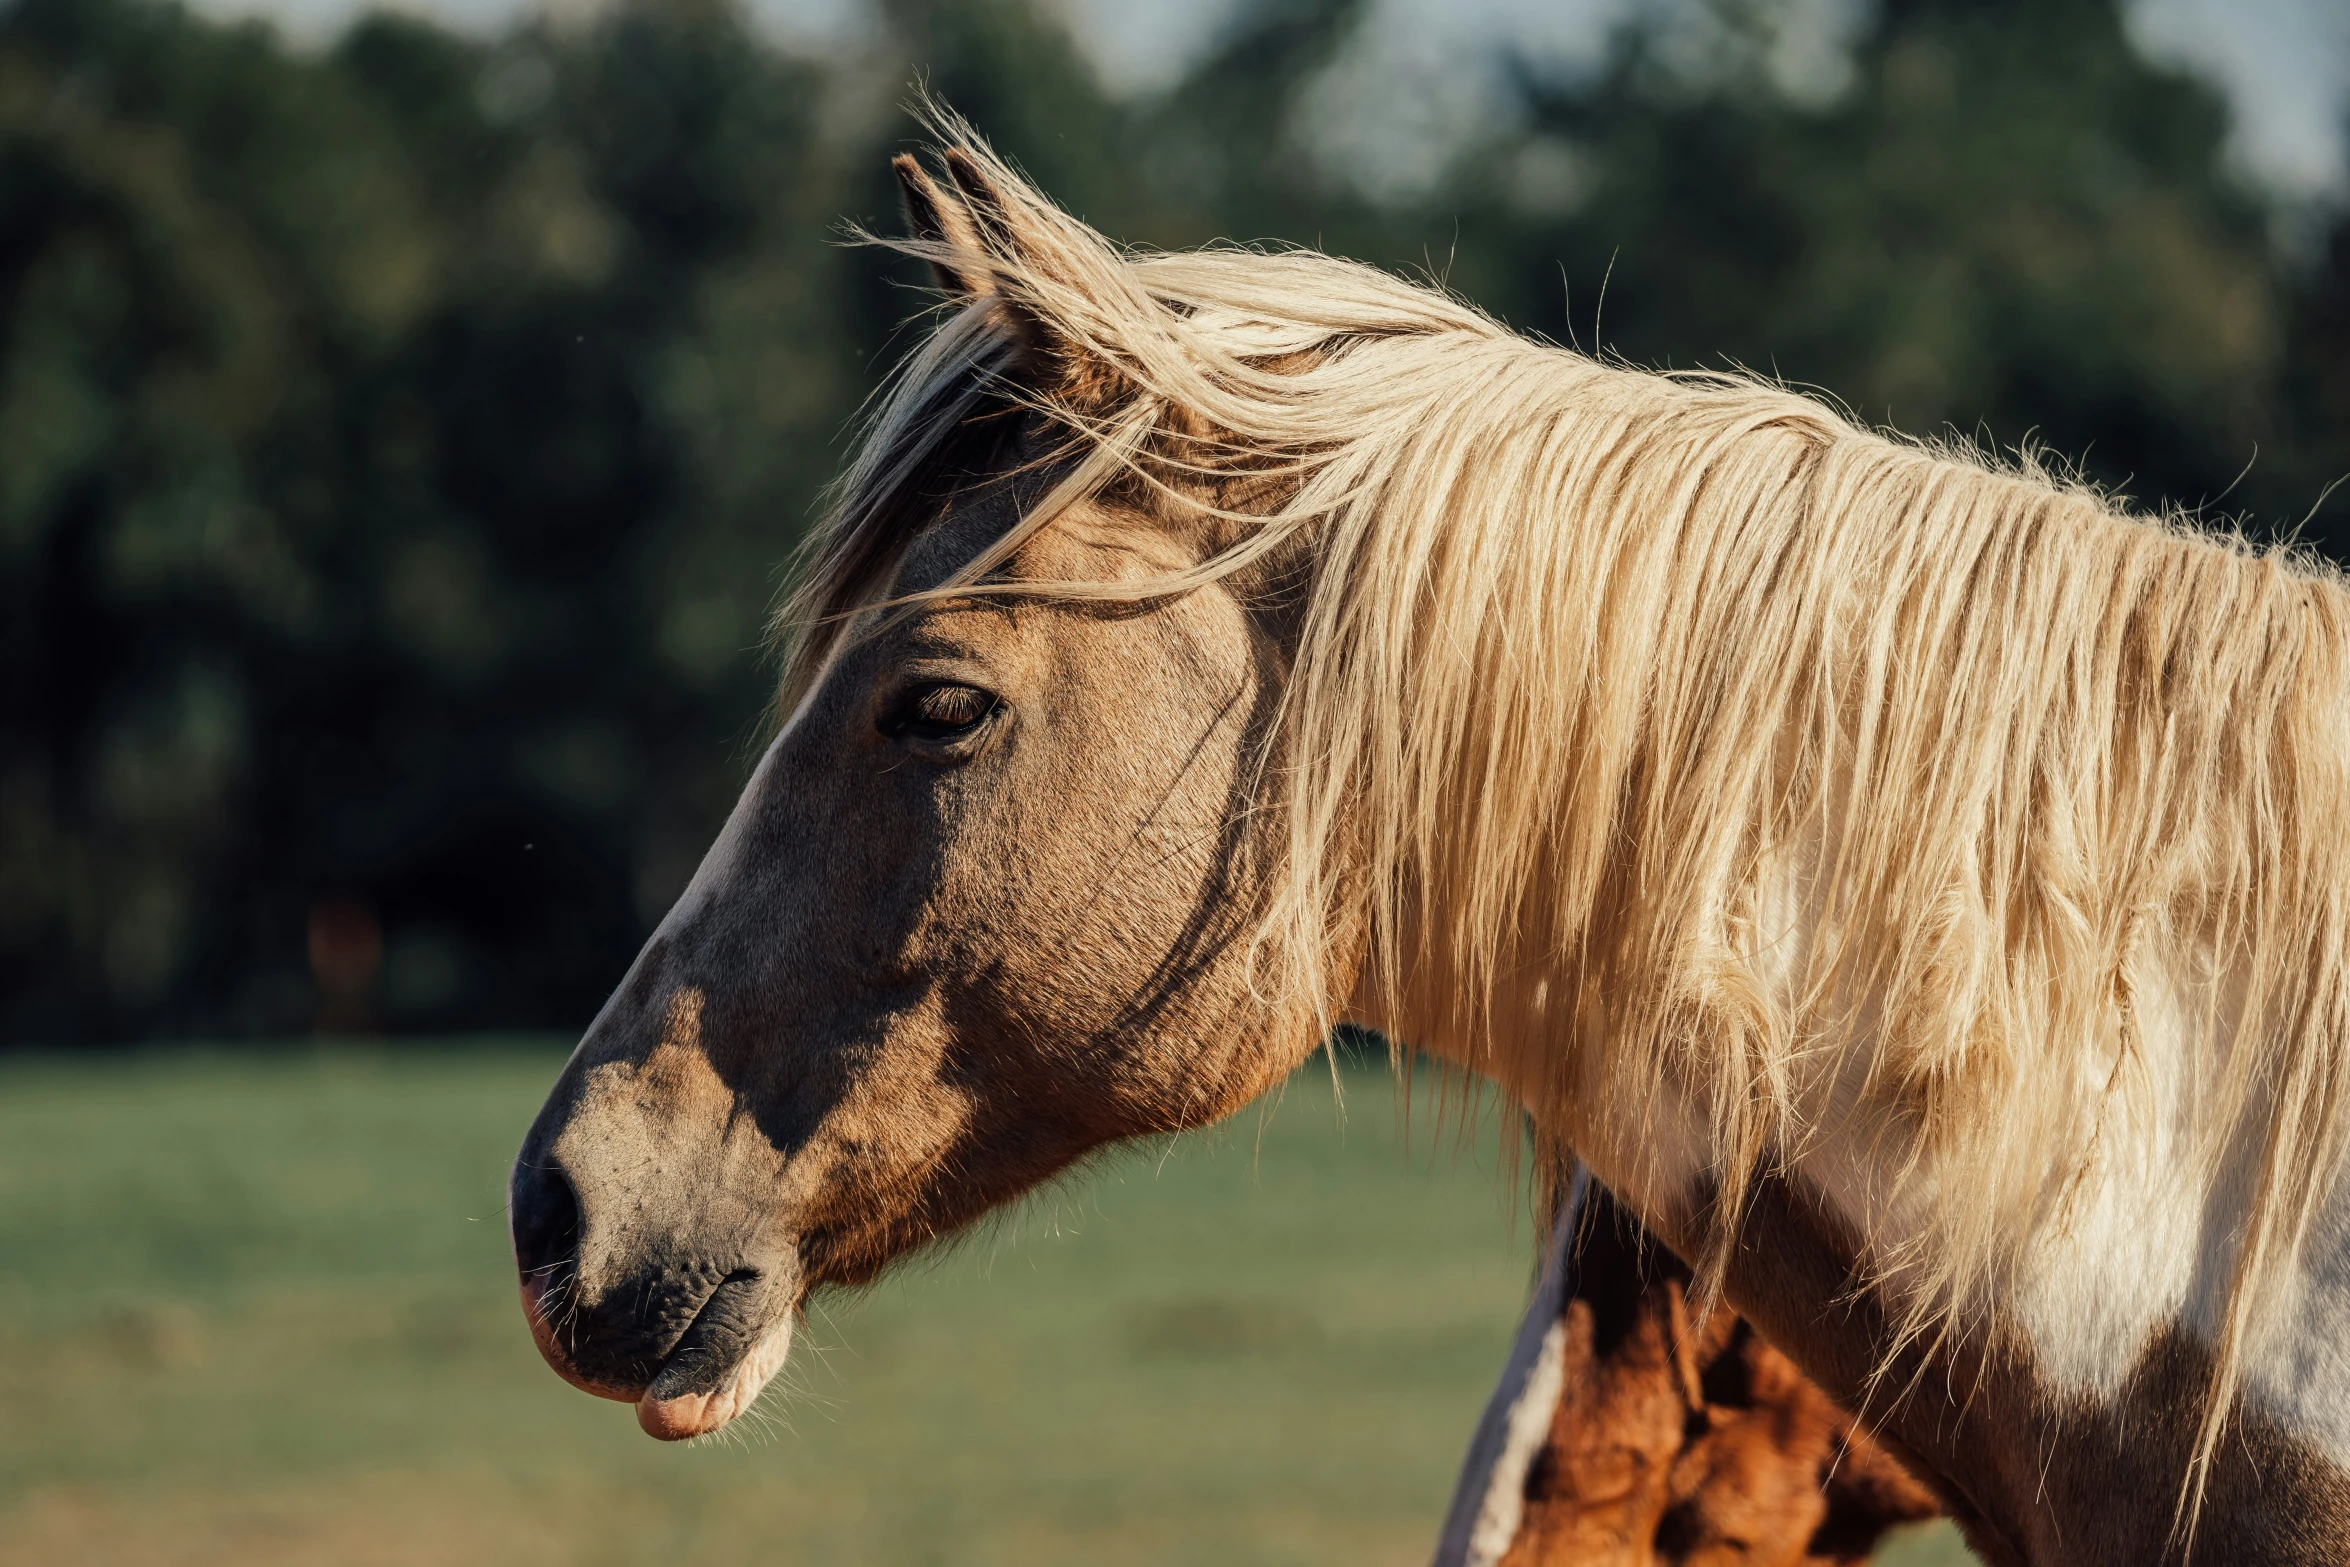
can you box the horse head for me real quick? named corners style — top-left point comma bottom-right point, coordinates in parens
top-left (510, 147), bottom-right (1326, 1438)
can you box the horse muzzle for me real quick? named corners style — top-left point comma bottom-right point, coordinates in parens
top-left (511, 1153), bottom-right (801, 1439)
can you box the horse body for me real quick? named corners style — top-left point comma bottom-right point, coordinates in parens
top-left (512, 132), bottom-right (2350, 1560)
top-left (1435, 1169), bottom-right (1939, 1567)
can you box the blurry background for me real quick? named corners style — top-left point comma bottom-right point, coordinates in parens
top-left (0, 0), bottom-right (2345, 1562)
top-left (0, 1051), bottom-right (1567, 1567)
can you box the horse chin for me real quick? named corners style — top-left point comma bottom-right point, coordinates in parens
top-left (636, 1310), bottom-right (796, 1441)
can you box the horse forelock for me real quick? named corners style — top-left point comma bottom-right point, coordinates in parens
top-left (790, 132), bottom-right (2350, 1518)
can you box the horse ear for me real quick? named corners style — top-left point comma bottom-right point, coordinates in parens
top-left (937, 147), bottom-right (1027, 253)
top-left (892, 153), bottom-right (992, 300)
top-left (936, 146), bottom-right (1121, 394)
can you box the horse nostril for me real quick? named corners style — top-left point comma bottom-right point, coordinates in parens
top-left (511, 1157), bottom-right (583, 1285)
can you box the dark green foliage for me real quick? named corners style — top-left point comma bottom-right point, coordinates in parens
top-left (0, 0), bottom-right (852, 1039)
top-left (2, 0), bottom-right (2344, 1042)
top-left (1531, 0), bottom-right (2289, 514)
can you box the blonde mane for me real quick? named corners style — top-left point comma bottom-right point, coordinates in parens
top-left (781, 139), bottom-right (2350, 1505)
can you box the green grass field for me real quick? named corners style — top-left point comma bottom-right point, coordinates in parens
top-left (0, 1046), bottom-right (1972, 1566)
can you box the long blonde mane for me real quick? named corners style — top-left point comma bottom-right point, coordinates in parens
top-left (781, 137), bottom-right (2350, 1503)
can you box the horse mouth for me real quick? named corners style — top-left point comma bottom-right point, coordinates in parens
top-left (520, 1266), bottom-right (798, 1441)
top-left (633, 1270), bottom-right (797, 1440)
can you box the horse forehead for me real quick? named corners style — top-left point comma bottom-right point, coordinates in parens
top-left (895, 497), bottom-right (1197, 596)
top-left (1018, 511), bottom-right (1200, 580)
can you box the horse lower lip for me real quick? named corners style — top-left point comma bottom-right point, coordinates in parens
top-left (635, 1281), bottom-right (795, 1441)
top-left (645, 1272), bottom-right (768, 1400)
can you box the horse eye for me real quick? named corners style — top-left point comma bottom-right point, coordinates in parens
top-left (883, 682), bottom-right (999, 748)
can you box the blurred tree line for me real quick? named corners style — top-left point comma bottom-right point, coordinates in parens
top-left (3, 0), bottom-right (2345, 1042)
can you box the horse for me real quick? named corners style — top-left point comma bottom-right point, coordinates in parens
top-left (510, 131), bottom-right (2350, 1564)
top-left (1435, 1167), bottom-right (1938, 1566)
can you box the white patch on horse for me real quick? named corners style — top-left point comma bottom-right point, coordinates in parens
top-left (1464, 1320), bottom-right (1566, 1567)
top-left (1792, 919), bottom-right (2350, 1469)
top-left (1432, 1182), bottom-right (1581, 1567)
top-left (2250, 1172), bottom-right (2350, 1462)
top-left (2000, 946), bottom-right (2210, 1396)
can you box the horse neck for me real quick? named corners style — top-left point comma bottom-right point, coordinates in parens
top-left (1306, 358), bottom-right (2350, 1559)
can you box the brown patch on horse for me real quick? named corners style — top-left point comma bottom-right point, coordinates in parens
top-left (1499, 1187), bottom-right (1939, 1567)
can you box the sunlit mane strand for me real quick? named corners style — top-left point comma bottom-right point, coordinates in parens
top-left (780, 134), bottom-right (2350, 1520)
